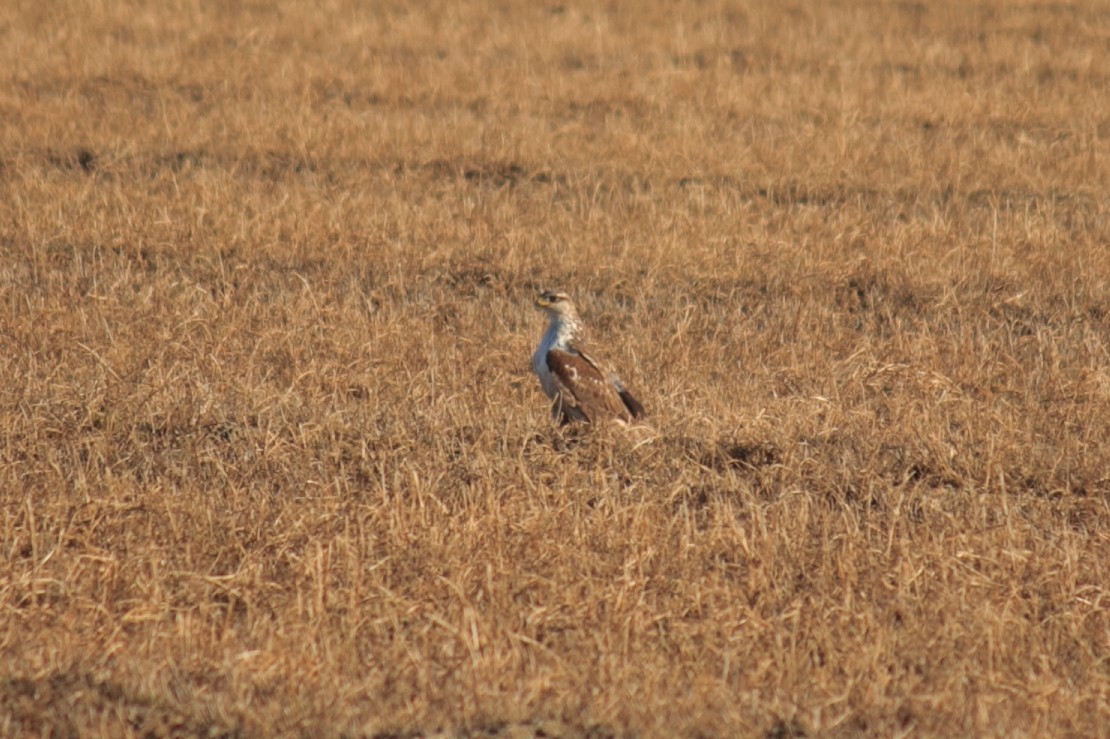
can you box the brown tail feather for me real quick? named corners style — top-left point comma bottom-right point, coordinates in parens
top-left (619, 390), bottom-right (646, 419)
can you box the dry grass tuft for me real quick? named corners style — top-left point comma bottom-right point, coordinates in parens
top-left (2, 0), bottom-right (1109, 736)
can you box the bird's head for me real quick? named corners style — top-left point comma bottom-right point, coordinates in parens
top-left (534, 290), bottom-right (576, 317)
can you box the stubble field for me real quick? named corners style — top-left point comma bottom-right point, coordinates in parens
top-left (2, 0), bottom-right (1109, 736)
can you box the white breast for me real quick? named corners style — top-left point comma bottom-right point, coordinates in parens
top-left (532, 327), bottom-right (559, 399)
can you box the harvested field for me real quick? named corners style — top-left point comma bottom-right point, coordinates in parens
top-left (2, 0), bottom-right (1109, 736)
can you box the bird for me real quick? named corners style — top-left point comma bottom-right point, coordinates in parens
top-left (531, 289), bottom-right (646, 424)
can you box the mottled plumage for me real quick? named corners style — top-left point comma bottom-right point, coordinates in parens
top-left (531, 290), bottom-right (646, 424)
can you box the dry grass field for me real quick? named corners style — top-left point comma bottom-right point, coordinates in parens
top-left (2, 0), bottom-right (1110, 735)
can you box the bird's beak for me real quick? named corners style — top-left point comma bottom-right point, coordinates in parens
top-left (534, 295), bottom-right (550, 308)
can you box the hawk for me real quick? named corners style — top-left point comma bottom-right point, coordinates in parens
top-left (531, 290), bottom-right (646, 424)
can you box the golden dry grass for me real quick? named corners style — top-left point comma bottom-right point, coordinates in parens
top-left (2, 0), bottom-right (1109, 736)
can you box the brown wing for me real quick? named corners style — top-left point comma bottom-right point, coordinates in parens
top-left (617, 387), bottom-right (647, 419)
top-left (546, 347), bottom-right (644, 423)
top-left (573, 344), bottom-right (646, 421)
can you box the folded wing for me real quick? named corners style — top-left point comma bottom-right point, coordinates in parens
top-left (546, 346), bottom-right (645, 423)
